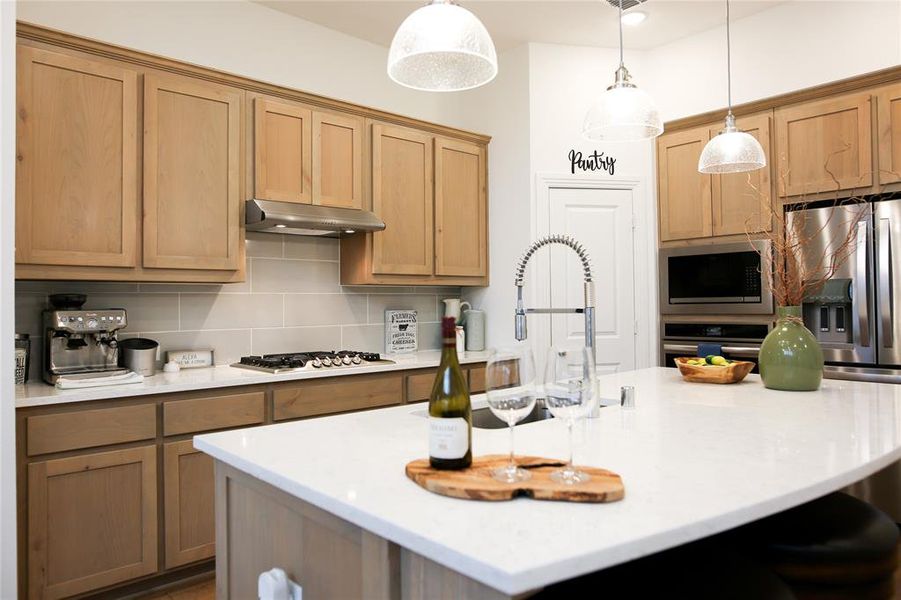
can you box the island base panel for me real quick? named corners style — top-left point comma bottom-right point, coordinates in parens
top-left (213, 461), bottom-right (537, 599)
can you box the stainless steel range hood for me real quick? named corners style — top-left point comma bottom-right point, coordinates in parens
top-left (245, 199), bottom-right (385, 237)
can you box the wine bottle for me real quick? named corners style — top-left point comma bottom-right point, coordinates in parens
top-left (429, 317), bottom-right (472, 469)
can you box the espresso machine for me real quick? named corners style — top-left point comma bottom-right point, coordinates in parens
top-left (42, 295), bottom-right (129, 384)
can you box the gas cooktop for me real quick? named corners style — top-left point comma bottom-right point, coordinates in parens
top-left (231, 351), bottom-right (392, 374)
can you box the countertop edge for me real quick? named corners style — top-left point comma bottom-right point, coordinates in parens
top-left (15, 351), bottom-right (490, 408)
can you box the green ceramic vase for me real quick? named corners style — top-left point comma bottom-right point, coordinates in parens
top-left (758, 306), bottom-right (824, 391)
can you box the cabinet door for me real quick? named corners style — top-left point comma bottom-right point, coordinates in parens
top-left (28, 446), bottom-right (157, 599)
top-left (434, 138), bottom-right (487, 277)
top-left (776, 92), bottom-right (873, 196)
top-left (164, 440), bottom-right (215, 568)
top-left (313, 111), bottom-right (363, 209)
top-left (710, 113), bottom-right (774, 236)
top-left (254, 97), bottom-right (312, 204)
top-left (16, 47), bottom-right (137, 268)
top-left (876, 83), bottom-right (901, 185)
top-left (371, 123), bottom-right (434, 275)
top-left (144, 74), bottom-right (242, 270)
top-left (657, 126), bottom-right (712, 241)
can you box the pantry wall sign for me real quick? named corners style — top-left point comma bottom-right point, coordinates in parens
top-left (568, 150), bottom-right (616, 176)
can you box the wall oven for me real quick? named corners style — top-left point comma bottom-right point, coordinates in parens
top-left (659, 240), bottom-right (773, 315)
top-left (661, 322), bottom-right (770, 372)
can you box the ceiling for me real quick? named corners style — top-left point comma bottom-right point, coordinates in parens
top-left (256, 0), bottom-right (784, 51)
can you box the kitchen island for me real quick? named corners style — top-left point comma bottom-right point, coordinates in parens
top-left (194, 367), bottom-right (901, 598)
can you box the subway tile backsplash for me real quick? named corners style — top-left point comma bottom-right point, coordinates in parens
top-left (15, 234), bottom-right (460, 380)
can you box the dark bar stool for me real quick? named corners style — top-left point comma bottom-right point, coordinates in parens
top-left (536, 537), bottom-right (796, 599)
top-left (737, 492), bottom-right (899, 600)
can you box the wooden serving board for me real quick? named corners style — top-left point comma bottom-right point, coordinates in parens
top-left (405, 455), bottom-right (624, 503)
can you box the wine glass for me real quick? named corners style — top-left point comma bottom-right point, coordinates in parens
top-left (485, 346), bottom-right (538, 483)
top-left (543, 346), bottom-right (596, 484)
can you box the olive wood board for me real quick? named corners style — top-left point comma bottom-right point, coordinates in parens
top-left (405, 455), bottom-right (625, 503)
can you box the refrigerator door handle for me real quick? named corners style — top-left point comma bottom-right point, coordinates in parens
top-left (879, 217), bottom-right (894, 348)
top-left (855, 221), bottom-right (871, 347)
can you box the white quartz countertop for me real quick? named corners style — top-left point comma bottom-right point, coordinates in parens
top-left (194, 368), bottom-right (901, 595)
top-left (15, 350), bottom-right (491, 408)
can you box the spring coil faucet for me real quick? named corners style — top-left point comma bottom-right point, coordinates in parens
top-left (514, 235), bottom-right (598, 414)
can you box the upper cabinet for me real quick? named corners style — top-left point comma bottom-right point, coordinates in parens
top-left (253, 97), bottom-right (312, 204)
top-left (876, 82), bottom-right (901, 185)
top-left (710, 113), bottom-right (773, 236)
top-left (371, 123), bottom-right (434, 276)
top-left (657, 126), bottom-right (713, 242)
top-left (16, 47), bottom-right (138, 268)
top-left (341, 122), bottom-right (489, 286)
top-left (143, 75), bottom-right (243, 271)
top-left (435, 138), bottom-right (487, 277)
top-left (775, 91), bottom-right (873, 197)
top-left (252, 96), bottom-right (364, 209)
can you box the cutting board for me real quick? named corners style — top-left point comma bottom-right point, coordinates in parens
top-left (405, 455), bottom-right (624, 503)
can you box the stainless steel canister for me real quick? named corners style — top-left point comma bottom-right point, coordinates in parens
top-left (120, 338), bottom-right (159, 377)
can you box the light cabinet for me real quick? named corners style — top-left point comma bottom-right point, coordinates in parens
top-left (775, 91), bottom-right (873, 197)
top-left (164, 440), bottom-right (216, 569)
top-left (27, 446), bottom-right (158, 599)
top-left (709, 113), bottom-right (774, 236)
top-left (435, 138), bottom-right (488, 277)
top-left (876, 82), bottom-right (901, 185)
top-left (341, 123), bottom-right (489, 285)
top-left (252, 96), bottom-right (364, 209)
top-left (143, 74), bottom-right (243, 271)
top-left (15, 46), bottom-right (138, 268)
top-left (657, 126), bottom-right (713, 242)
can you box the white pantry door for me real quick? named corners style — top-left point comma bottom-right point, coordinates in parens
top-left (546, 186), bottom-right (636, 374)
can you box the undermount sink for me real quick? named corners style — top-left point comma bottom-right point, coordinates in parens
top-left (471, 404), bottom-right (555, 429)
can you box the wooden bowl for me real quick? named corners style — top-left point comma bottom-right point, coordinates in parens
top-left (675, 357), bottom-right (755, 384)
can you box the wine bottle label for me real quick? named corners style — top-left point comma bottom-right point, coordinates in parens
top-left (429, 417), bottom-right (469, 459)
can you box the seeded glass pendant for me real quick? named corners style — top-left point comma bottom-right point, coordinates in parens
top-left (698, 0), bottom-right (766, 174)
top-left (387, 0), bottom-right (498, 92)
top-left (582, 0), bottom-right (662, 141)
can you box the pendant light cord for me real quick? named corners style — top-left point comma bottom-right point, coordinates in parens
top-left (618, 0), bottom-right (624, 67)
top-left (726, 0), bottom-right (733, 115)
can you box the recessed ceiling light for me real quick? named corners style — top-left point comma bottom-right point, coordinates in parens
top-left (621, 11), bottom-right (647, 26)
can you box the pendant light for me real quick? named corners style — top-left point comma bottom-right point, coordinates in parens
top-left (582, 0), bottom-right (662, 141)
top-left (698, 0), bottom-right (766, 173)
top-left (387, 0), bottom-right (497, 92)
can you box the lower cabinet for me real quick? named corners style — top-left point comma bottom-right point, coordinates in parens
top-left (27, 446), bottom-right (158, 600)
top-left (164, 440), bottom-right (216, 569)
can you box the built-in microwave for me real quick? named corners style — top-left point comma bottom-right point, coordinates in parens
top-left (659, 240), bottom-right (773, 315)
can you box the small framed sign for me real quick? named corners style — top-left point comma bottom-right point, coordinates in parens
top-left (385, 310), bottom-right (418, 354)
top-left (167, 349), bottom-right (215, 369)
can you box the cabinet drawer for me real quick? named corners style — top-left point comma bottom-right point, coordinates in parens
top-left (273, 373), bottom-right (402, 421)
top-left (27, 404), bottom-right (156, 456)
top-left (405, 369), bottom-right (436, 404)
top-left (468, 365), bottom-right (486, 393)
top-left (163, 392), bottom-right (265, 436)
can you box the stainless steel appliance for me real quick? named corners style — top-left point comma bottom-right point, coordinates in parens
top-left (120, 338), bottom-right (159, 377)
top-left (232, 351), bottom-right (392, 374)
top-left (786, 199), bottom-right (901, 381)
top-left (43, 308), bottom-right (128, 384)
top-left (659, 240), bottom-right (773, 315)
top-left (245, 199), bottom-right (385, 237)
top-left (661, 321), bottom-right (769, 369)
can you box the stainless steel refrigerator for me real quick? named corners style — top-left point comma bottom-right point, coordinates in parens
top-left (788, 198), bottom-right (901, 521)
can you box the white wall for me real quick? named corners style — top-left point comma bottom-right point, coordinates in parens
top-left (456, 45), bottom-right (532, 347)
top-left (644, 0), bottom-right (901, 121)
top-left (16, 0), bottom-right (464, 128)
top-left (1, 1), bottom-right (17, 596)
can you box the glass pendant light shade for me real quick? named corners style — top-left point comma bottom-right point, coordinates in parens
top-left (583, 67), bottom-right (662, 141)
top-left (698, 115), bottom-right (767, 174)
top-left (387, 0), bottom-right (497, 92)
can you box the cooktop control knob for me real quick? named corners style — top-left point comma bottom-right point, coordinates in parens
top-left (311, 358), bottom-right (322, 368)
top-left (351, 355), bottom-right (362, 365)
top-left (321, 357), bottom-right (333, 367)
top-left (342, 355), bottom-right (352, 365)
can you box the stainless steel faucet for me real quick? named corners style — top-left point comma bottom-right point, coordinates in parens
top-left (514, 235), bottom-right (597, 412)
